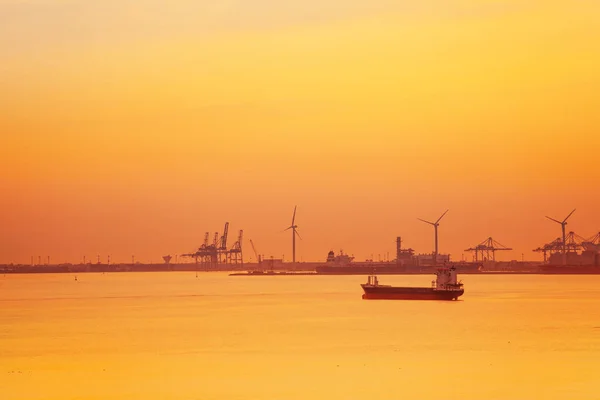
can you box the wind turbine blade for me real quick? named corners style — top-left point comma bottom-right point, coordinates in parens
top-left (292, 206), bottom-right (297, 225)
top-left (545, 216), bottom-right (562, 224)
top-left (435, 209), bottom-right (449, 224)
top-left (284, 226), bottom-right (293, 232)
top-left (295, 229), bottom-right (302, 240)
top-left (563, 208), bottom-right (576, 223)
top-left (417, 218), bottom-right (435, 225)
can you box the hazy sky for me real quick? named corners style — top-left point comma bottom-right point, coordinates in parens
top-left (2, 0), bottom-right (599, 264)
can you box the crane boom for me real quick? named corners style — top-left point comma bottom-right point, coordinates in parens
top-left (220, 222), bottom-right (229, 250)
top-left (250, 239), bottom-right (259, 262)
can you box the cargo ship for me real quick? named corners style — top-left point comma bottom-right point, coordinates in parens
top-left (361, 265), bottom-right (464, 300)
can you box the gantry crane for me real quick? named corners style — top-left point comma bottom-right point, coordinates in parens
top-left (219, 222), bottom-right (229, 263)
top-left (465, 237), bottom-right (512, 262)
top-left (228, 230), bottom-right (243, 265)
top-left (533, 231), bottom-right (586, 263)
top-left (181, 222), bottom-right (247, 268)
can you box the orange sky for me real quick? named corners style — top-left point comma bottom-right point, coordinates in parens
top-left (1, 0), bottom-right (599, 264)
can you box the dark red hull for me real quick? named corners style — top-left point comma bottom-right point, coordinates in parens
top-left (361, 285), bottom-right (464, 300)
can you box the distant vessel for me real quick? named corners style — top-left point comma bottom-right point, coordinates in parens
top-left (316, 249), bottom-right (417, 275)
top-left (316, 250), bottom-right (481, 275)
top-left (361, 265), bottom-right (464, 300)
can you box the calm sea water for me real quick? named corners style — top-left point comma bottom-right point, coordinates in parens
top-left (1, 272), bottom-right (599, 399)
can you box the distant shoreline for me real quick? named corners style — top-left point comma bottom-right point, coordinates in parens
top-left (2, 262), bottom-right (600, 275)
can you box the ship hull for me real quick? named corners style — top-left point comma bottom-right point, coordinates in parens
top-left (361, 285), bottom-right (464, 300)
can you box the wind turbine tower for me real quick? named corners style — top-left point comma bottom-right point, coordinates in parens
top-left (546, 209), bottom-right (576, 266)
top-left (418, 209), bottom-right (449, 265)
top-left (285, 206), bottom-right (302, 263)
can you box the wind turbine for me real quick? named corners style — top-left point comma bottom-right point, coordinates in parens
top-left (546, 209), bottom-right (576, 266)
top-left (418, 209), bottom-right (449, 265)
top-left (284, 206), bottom-right (302, 263)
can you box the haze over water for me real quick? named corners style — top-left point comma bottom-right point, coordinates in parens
top-left (2, 0), bottom-right (600, 264)
top-left (2, 273), bottom-right (599, 399)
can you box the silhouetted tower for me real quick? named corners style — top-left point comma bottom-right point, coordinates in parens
top-left (418, 210), bottom-right (449, 265)
top-left (546, 209), bottom-right (576, 266)
top-left (396, 237), bottom-right (402, 264)
top-left (284, 206), bottom-right (302, 263)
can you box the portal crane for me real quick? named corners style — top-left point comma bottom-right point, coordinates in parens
top-left (237, 230), bottom-right (243, 249)
top-left (533, 237), bottom-right (562, 263)
top-left (533, 231), bottom-right (585, 263)
top-left (584, 232), bottom-right (600, 245)
top-left (464, 237), bottom-right (512, 262)
top-left (564, 231), bottom-right (586, 252)
top-left (182, 222), bottom-right (242, 268)
top-left (228, 229), bottom-right (243, 264)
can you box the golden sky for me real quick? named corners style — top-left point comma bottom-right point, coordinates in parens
top-left (1, 0), bottom-right (599, 264)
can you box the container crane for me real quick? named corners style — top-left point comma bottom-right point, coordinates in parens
top-left (228, 229), bottom-right (243, 264)
top-left (464, 237), bottom-right (512, 262)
